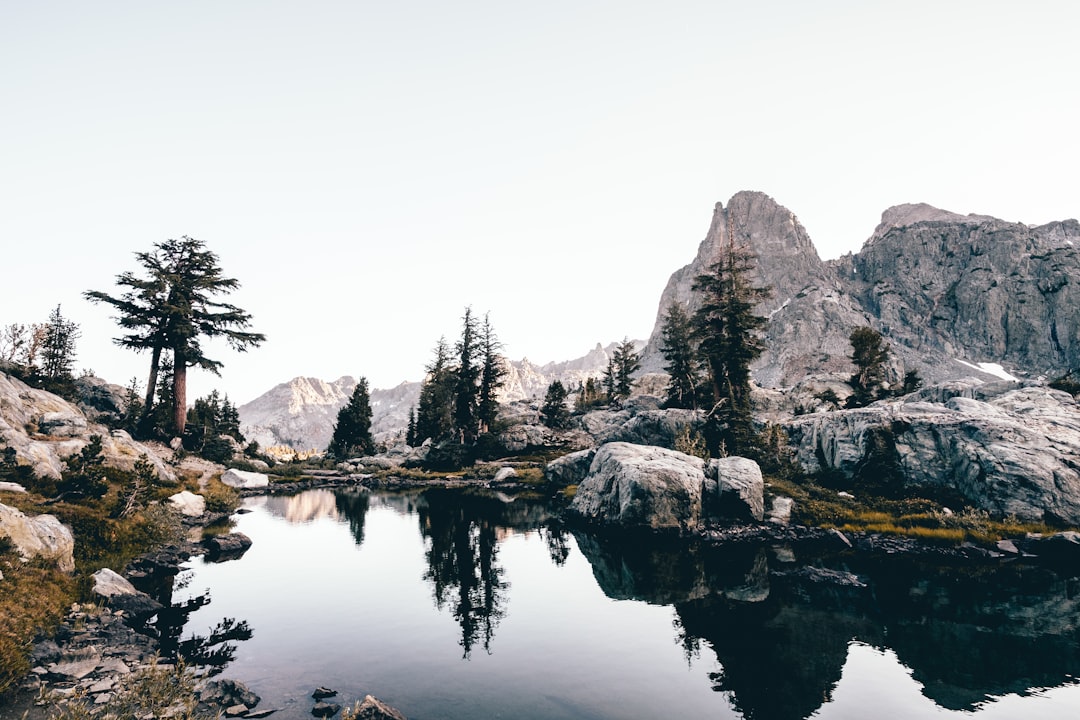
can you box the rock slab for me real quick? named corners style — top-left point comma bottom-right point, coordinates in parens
top-left (569, 442), bottom-right (704, 531)
top-left (0, 501), bottom-right (75, 572)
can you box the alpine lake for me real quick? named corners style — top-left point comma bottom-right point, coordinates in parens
top-left (159, 487), bottom-right (1080, 720)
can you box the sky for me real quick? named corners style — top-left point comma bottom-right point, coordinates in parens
top-left (2, 0), bottom-right (1078, 405)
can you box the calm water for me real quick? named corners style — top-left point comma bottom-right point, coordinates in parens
top-left (161, 489), bottom-right (1080, 720)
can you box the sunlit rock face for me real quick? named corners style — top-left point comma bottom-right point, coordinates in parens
top-left (0, 371), bottom-right (175, 482)
top-left (640, 190), bottom-right (870, 387)
top-left (784, 379), bottom-right (1080, 523)
top-left (569, 442), bottom-right (704, 531)
top-left (0, 501), bottom-right (75, 572)
top-left (642, 191), bottom-right (1080, 389)
top-left (837, 207), bottom-right (1080, 380)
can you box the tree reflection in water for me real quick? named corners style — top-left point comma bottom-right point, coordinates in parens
top-left (417, 489), bottom-right (510, 657)
top-left (334, 490), bottom-right (371, 545)
top-left (150, 569), bottom-right (254, 677)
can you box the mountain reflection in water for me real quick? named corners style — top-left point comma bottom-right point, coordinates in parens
top-left (177, 489), bottom-right (1080, 720)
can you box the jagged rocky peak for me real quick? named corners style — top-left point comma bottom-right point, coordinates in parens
top-left (642, 190), bottom-right (867, 385)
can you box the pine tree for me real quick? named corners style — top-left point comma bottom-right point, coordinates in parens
top-left (406, 407), bottom-right (418, 447)
top-left (602, 358), bottom-right (616, 402)
top-left (328, 377), bottom-right (375, 459)
top-left (454, 307), bottom-right (480, 442)
top-left (86, 236), bottom-right (265, 436)
top-left (659, 302), bottom-right (700, 409)
top-left (477, 313), bottom-right (506, 434)
top-left (692, 234), bottom-right (772, 455)
top-left (846, 326), bottom-right (890, 408)
top-left (416, 338), bottom-right (455, 444)
top-left (39, 305), bottom-right (80, 380)
top-left (540, 380), bottom-right (571, 429)
top-left (612, 338), bottom-right (641, 400)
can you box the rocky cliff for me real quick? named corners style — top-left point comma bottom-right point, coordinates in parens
top-left (0, 371), bottom-right (175, 482)
top-left (643, 191), bottom-right (1080, 389)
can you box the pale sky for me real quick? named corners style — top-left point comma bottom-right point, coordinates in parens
top-left (2, 1), bottom-right (1077, 405)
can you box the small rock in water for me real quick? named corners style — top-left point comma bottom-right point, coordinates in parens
top-left (312, 701), bottom-right (342, 717)
top-left (312, 687), bottom-right (338, 700)
top-left (225, 705), bottom-right (250, 717)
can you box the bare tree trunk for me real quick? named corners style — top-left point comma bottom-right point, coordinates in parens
top-left (173, 360), bottom-right (187, 437)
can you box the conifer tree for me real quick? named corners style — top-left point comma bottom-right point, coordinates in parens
top-left (328, 377), bottom-right (375, 459)
top-left (477, 313), bottom-right (507, 434)
top-left (540, 380), bottom-right (571, 429)
top-left (659, 302), bottom-right (700, 409)
top-left (416, 338), bottom-right (455, 444)
top-left (454, 307), bottom-right (480, 442)
top-left (406, 407), bottom-right (418, 447)
top-left (692, 234), bottom-right (772, 455)
top-left (39, 305), bottom-right (80, 380)
top-left (612, 338), bottom-right (641, 401)
top-left (86, 236), bottom-right (265, 436)
top-left (602, 358), bottom-right (616, 402)
top-left (846, 326), bottom-right (890, 408)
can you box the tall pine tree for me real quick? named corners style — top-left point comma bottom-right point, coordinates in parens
top-left (328, 377), bottom-right (375, 459)
top-left (416, 337), bottom-right (455, 444)
top-left (692, 234), bottom-right (771, 455)
top-left (477, 313), bottom-right (506, 434)
top-left (659, 302), bottom-right (701, 409)
top-left (454, 307), bottom-right (480, 443)
top-left (86, 236), bottom-right (265, 436)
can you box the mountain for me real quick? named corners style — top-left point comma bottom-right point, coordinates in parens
top-left (643, 191), bottom-right (1080, 388)
top-left (239, 342), bottom-right (634, 451)
top-left (243, 191), bottom-right (1079, 450)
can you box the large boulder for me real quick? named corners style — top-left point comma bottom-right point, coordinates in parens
top-left (168, 490), bottom-right (206, 517)
top-left (569, 442), bottom-right (704, 531)
top-left (220, 468), bottom-right (269, 489)
top-left (0, 371), bottom-right (176, 482)
top-left (784, 380), bottom-right (1080, 523)
top-left (91, 567), bottom-right (163, 620)
top-left (704, 457), bottom-right (765, 522)
top-left (0, 502), bottom-right (75, 572)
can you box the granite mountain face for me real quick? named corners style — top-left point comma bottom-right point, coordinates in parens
top-left (642, 191), bottom-right (1080, 388)
top-left (241, 191), bottom-right (1080, 449)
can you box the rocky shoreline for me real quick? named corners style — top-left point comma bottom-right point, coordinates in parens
top-left (6, 494), bottom-right (409, 720)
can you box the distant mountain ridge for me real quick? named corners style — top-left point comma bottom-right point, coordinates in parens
top-left (242, 191), bottom-right (1080, 450)
top-left (239, 342), bottom-right (636, 451)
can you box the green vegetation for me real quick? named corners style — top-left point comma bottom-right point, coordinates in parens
top-left (183, 390), bottom-right (244, 463)
top-left (0, 306), bottom-right (82, 401)
top-left (0, 556), bottom-right (75, 694)
top-left (766, 477), bottom-right (1058, 543)
top-left (604, 338), bottom-right (641, 403)
top-left (45, 660), bottom-right (216, 720)
top-left (0, 439), bottom-right (190, 692)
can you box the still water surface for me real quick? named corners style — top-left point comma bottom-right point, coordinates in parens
top-left (169, 489), bottom-right (1080, 720)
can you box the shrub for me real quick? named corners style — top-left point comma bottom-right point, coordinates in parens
top-left (202, 478), bottom-right (240, 514)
